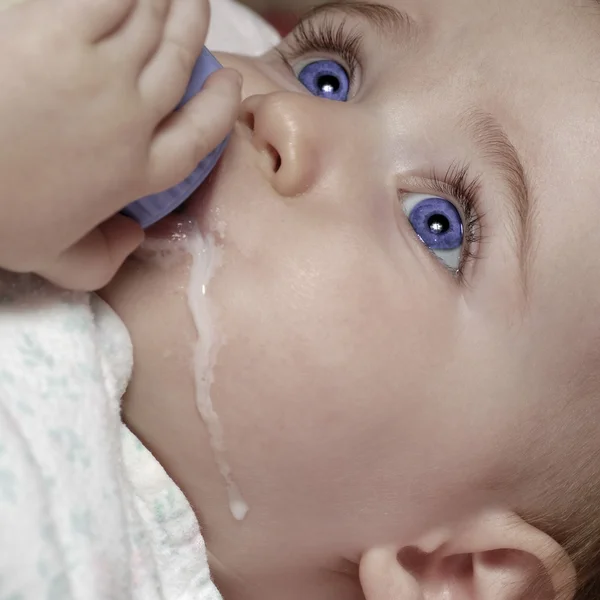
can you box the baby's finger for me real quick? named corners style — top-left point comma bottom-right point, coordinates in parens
top-left (163, 0), bottom-right (210, 57)
top-left (137, 0), bottom-right (209, 115)
top-left (59, 0), bottom-right (137, 42)
top-left (145, 69), bottom-right (241, 193)
top-left (105, 0), bottom-right (171, 70)
top-left (37, 215), bottom-right (144, 291)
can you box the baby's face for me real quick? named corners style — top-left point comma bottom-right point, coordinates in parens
top-left (103, 0), bottom-right (600, 591)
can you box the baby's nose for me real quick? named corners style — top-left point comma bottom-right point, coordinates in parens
top-left (240, 92), bottom-right (322, 197)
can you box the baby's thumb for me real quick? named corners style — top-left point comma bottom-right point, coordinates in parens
top-left (145, 68), bottom-right (242, 193)
top-left (37, 215), bottom-right (144, 291)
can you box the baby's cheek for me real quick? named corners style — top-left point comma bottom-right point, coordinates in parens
top-left (209, 221), bottom-right (457, 440)
top-left (205, 275), bottom-right (462, 542)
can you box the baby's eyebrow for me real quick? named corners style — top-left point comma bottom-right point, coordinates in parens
top-left (460, 109), bottom-right (532, 283)
top-left (299, 0), bottom-right (416, 42)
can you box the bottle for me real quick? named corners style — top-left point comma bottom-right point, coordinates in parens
top-left (122, 48), bottom-right (229, 228)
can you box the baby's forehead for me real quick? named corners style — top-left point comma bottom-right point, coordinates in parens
top-left (386, 0), bottom-right (600, 53)
top-left (369, 0), bottom-right (600, 111)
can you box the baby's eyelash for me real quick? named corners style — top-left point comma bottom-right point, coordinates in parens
top-left (428, 164), bottom-right (485, 280)
top-left (277, 17), bottom-right (363, 85)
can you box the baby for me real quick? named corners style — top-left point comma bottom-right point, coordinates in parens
top-left (103, 0), bottom-right (600, 598)
top-left (3, 0), bottom-right (600, 599)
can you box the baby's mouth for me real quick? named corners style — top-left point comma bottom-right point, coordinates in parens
top-left (143, 214), bottom-right (196, 241)
top-left (141, 154), bottom-right (223, 242)
top-left (143, 119), bottom-right (269, 245)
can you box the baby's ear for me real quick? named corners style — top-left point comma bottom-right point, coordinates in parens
top-left (359, 510), bottom-right (576, 600)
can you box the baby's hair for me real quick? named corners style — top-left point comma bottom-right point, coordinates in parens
top-left (529, 505), bottom-right (600, 599)
top-left (563, 528), bottom-right (600, 600)
top-left (521, 439), bottom-right (600, 599)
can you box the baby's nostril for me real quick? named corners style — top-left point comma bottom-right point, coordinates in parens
top-left (241, 109), bottom-right (255, 132)
top-left (267, 144), bottom-right (282, 173)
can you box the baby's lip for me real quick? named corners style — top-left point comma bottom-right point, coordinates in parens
top-left (143, 213), bottom-right (196, 240)
top-left (132, 215), bottom-right (198, 263)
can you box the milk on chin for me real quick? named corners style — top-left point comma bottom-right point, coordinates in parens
top-left (139, 221), bottom-right (249, 521)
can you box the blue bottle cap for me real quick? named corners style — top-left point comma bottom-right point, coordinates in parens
top-left (122, 47), bottom-right (228, 228)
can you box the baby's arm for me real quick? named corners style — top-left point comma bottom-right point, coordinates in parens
top-left (0, 0), bottom-right (241, 291)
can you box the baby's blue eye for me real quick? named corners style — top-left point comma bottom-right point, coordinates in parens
top-left (297, 60), bottom-right (350, 102)
top-left (402, 194), bottom-right (464, 271)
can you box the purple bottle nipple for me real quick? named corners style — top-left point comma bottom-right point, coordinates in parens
top-left (121, 47), bottom-right (228, 228)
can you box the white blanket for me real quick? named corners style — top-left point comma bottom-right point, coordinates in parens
top-left (0, 274), bottom-right (220, 599)
top-left (0, 2), bottom-right (280, 598)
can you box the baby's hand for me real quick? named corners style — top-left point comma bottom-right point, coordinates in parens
top-left (0, 0), bottom-right (241, 290)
